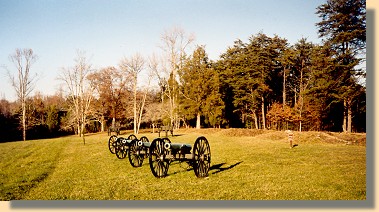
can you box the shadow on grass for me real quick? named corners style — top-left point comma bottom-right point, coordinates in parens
top-left (210, 161), bottom-right (243, 175)
top-left (155, 161), bottom-right (244, 177)
top-left (154, 134), bottom-right (185, 138)
top-left (171, 134), bottom-right (184, 137)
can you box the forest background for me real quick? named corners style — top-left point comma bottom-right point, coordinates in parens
top-left (0, 0), bottom-right (366, 142)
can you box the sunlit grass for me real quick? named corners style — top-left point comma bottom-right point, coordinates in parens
top-left (0, 129), bottom-right (366, 200)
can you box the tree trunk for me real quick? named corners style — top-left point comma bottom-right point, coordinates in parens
top-left (81, 120), bottom-right (86, 145)
top-left (261, 96), bottom-right (266, 129)
top-left (253, 111), bottom-right (258, 129)
top-left (347, 98), bottom-right (352, 133)
top-left (22, 101), bottom-right (26, 141)
top-left (283, 68), bottom-right (286, 107)
top-left (342, 99), bottom-right (347, 132)
top-left (299, 100), bottom-right (303, 132)
top-left (196, 112), bottom-right (201, 129)
top-left (137, 85), bottom-right (149, 134)
top-left (77, 121), bottom-right (80, 136)
top-left (299, 60), bottom-right (304, 132)
top-left (133, 78), bottom-right (137, 134)
top-left (136, 100), bottom-right (143, 134)
top-left (101, 115), bottom-right (105, 132)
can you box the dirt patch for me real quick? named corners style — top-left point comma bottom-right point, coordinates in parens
top-left (170, 128), bottom-right (366, 146)
top-left (325, 132), bottom-right (366, 146)
top-left (175, 128), bottom-right (223, 135)
top-left (175, 128), bottom-right (270, 137)
top-left (284, 131), bottom-right (366, 146)
top-left (218, 128), bottom-right (269, 137)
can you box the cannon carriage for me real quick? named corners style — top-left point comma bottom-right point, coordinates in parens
top-left (148, 136), bottom-right (211, 178)
top-left (108, 134), bottom-right (211, 178)
top-left (108, 134), bottom-right (152, 166)
top-left (108, 134), bottom-right (138, 159)
top-left (127, 136), bottom-right (151, 167)
top-left (128, 137), bottom-right (173, 167)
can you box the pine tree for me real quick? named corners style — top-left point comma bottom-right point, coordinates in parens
top-left (293, 38), bottom-right (314, 131)
top-left (246, 33), bottom-right (273, 130)
top-left (308, 44), bottom-right (341, 131)
top-left (179, 46), bottom-right (223, 129)
top-left (216, 40), bottom-right (249, 128)
top-left (316, 0), bottom-right (366, 132)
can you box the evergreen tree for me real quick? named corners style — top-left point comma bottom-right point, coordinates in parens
top-left (246, 33), bottom-right (289, 129)
top-left (179, 46), bottom-right (224, 129)
top-left (308, 44), bottom-right (342, 131)
top-left (217, 40), bottom-right (248, 128)
top-left (316, 0), bottom-right (366, 132)
top-left (225, 39), bottom-right (261, 129)
top-left (292, 38), bottom-right (315, 131)
top-left (245, 33), bottom-right (273, 129)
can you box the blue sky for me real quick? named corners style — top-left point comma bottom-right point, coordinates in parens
top-left (0, 0), bottom-right (326, 101)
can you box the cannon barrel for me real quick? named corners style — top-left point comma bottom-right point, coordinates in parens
top-left (164, 142), bottom-right (192, 151)
top-left (137, 140), bottom-right (151, 148)
top-left (118, 138), bottom-right (133, 145)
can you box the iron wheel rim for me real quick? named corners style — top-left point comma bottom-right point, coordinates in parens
top-left (193, 136), bottom-right (211, 178)
top-left (149, 138), bottom-right (170, 178)
top-left (108, 135), bottom-right (118, 154)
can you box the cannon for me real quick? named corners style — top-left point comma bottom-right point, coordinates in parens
top-left (108, 134), bottom-right (138, 159)
top-left (148, 136), bottom-right (211, 178)
top-left (128, 137), bottom-right (171, 167)
top-left (127, 136), bottom-right (151, 167)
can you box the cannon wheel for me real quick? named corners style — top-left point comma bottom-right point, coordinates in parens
top-left (149, 138), bottom-right (170, 178)
top-left (115, 138), bottom-right (128, 159)
top-left (162, 137), bottom-right (171, 144)
top-left (128, 136), bottom-right (149, 167)
top-left (193, 136), bottom-right (211, 178)
top-left (128, 134), bottom-right (137, 141)
top-left (108, 135), bottom-right (118, 154)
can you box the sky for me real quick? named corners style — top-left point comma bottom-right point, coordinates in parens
top-left (0, 0), bottom-right (326, 101)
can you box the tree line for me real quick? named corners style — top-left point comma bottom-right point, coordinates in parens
top-left (1, 0), bottom-right (366, 142)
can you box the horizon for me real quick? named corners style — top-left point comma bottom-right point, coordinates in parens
top-left (1, 0), bottom-right (329, 101)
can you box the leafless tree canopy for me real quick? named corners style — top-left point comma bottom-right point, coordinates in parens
top-left (58, 50), bottom-right (94, 144)
top-left (156, 26), bottom-right (195, 128)
top-left (119, 53), bottom-right (145, 134)
top-left (8, 48), bottom-right (38, 141)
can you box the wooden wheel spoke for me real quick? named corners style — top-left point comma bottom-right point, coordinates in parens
top-left (149, 137), bottom-right (210, 178)
top-left (199, 141), bottom-right (205, 155)
top-left (149, 138), bottom-right (170, 178)
top-left (193, 137), bottom-right (211, 178)
top-left (108, 135), bottom-right (118, 154)
top-left (158, 161), bottom-right (165, 176)
top-left (154, 161), bottom-right (161, 175)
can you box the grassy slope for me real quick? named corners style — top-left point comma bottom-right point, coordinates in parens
top-left (0, 129), bottom-right (366, 200)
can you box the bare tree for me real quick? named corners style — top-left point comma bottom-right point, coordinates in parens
top-left (135, 63), bottom-right (156, 134)
top-left (157, 26), bottom-right (195, 129)
top-left (8, 48), bottom-right (38, 141)
top-left (119, 53), bottom-right (145, 134)
top-left (59, 51), bottom-right (94, 144)
top-left (87, 66), bottom-right (130, 132)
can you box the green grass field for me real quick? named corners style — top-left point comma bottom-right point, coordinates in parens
top-left (0, 129), bottom-right (366, 200)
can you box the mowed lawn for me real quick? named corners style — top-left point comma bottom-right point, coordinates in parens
top-left (0, 129), bottom-right (366, 200)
